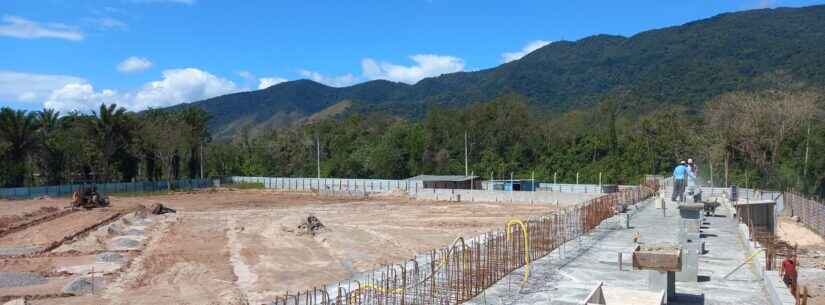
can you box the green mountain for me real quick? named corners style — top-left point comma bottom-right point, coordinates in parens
top-left (176, 5), bottom-right (825, 137)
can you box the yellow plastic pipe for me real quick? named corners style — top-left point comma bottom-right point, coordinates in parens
top-left (506, 219), bottom-right (530, 287)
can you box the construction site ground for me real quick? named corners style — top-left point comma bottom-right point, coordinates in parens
top-left (0, 188), bottom-right (591, 305)
top-left (776, 216), bottom-right (825, 305)
top-left (465, 198), bottom-right (772, 305)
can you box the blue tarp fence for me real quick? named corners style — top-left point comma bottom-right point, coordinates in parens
top-left (0, 179), bottom-right (213, 200)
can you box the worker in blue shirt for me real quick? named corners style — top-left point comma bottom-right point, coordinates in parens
top-left (672, 161), bottom-right (688, 202)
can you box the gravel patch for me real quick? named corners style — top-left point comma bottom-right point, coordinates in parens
top-left (62, 276), bottom-right (104, 295)
top-left (0, 272), bottom-right (47, 288)
top-left (108, 237), bottom-right (140, 250)
top-left (123, 228), bottom-right (145, 236)
top-left (96, 251), bottom-right (125, 263)
top-left (107, 223), bottom-right (126, 235)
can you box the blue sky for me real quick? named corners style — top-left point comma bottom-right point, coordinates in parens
top-left (2, 0), bottom-right (824, 112)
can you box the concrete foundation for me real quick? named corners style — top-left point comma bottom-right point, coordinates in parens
top-left (648, 270), bottom-right (676, 300)
top-left (463, 198), bottom-right (770, 305)
top-left (676, 205), bottom-right (703, 282)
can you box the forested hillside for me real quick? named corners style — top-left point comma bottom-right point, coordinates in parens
top-left (179, 5), bottom-right (825, 136)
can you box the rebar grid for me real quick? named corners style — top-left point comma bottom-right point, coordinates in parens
top-left (270, 186), bottom-right (655, 305)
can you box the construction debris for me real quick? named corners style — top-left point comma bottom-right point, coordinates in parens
top-left (283, 215), bottom-right (328, 236)
top-left (149, 203), bottom-right (176, 215)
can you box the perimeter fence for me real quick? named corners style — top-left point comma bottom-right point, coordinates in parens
top-left (784, 192), bottom-right (825, 237)
top-left (0, 179), bottom-right (213, 200)
top-left (268, 184), bottom-right (656, 305)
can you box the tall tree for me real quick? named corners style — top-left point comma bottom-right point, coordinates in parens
top-left (35, 109), bottom-right (69, 185)
top-left (0, 108), bottom-right (38, 186)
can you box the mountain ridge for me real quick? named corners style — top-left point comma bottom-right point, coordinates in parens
top-left (172, 5), bottom-right (825, 137)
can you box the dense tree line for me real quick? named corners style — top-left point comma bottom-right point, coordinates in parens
top-left (2, 85), bottom-right (823, 197)
top-left (0, 105), bottom-right (210, 187)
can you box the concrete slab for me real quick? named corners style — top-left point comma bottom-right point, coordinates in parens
top-left (464, 199), bottom-right (769, 305)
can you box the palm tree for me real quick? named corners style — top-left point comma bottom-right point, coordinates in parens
top-left (0, 107), bottom-right (38, 187)
top-left (180, 107), bottom-right (212, 179)
top-left (36, 109), bottom-right (67, 185)
top-left (90, 104), bottom-right (130, 181)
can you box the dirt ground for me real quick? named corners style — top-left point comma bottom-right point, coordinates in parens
top-left (776, 217), bottom-right (825, 305)
top-left (0, 188), bottom-right (573, 305)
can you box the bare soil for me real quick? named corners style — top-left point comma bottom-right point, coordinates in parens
top-left (0, 189), bottom-right (575, 305)
top-left (777, 217), bottom-right (825, 304)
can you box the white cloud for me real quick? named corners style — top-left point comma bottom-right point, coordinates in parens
top-left (361, 54), bottom-right (464, 84)
top-left (0, 71), bottom-right (87, 103)
top-left (96, 17), bottom-right (127, 29)
top-left (117, 56), bottom-right (153, 73)
top-left (258, 77), bottom-right (287, 89)
top-left (501, 40), bottom-right (551, 63)
top-left (130, 68), bottom-right (238, 109)
top-left (44, 83), bottom-right (121, 112)
top-left (42, 68), bottom-right (238, 113)
top-left (299, 70), bottom-right (358, 87)
top-left (0, 15), bottom-right (84, 41)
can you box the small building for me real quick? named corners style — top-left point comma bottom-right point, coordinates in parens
top-left (734, 200), bottom-right (776, 236)
top-left (487, 179), bottom-right (537, 191)
top-left (406, 175), bottom-right (481, 190)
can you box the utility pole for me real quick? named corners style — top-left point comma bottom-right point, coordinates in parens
top-left (803, 121), bottom-right (811, 188)
top-left (199, 141), bottom-right (204, 179)
top-left (464, 131), bottom-right (469, 177)
top-left (316, 135), bottom-right (321, 179)
top-left (531, 171), bottom-right (535, 192)
top-left (709, 161), bottom-right (714, 188)
top-left (510, 172), bottom-right (514, 192)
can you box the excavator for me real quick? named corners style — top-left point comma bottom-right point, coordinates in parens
top-left (71, 185), bottom-right (110, 209)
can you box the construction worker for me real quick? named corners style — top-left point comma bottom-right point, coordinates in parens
top-left (672, 161), bottom-right (688, 202)
top-left (780, 255), bottom-right (799, 300)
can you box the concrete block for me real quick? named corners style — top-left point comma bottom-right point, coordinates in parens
top-left (676, 247), bottom-right (698, 282)
top-left (633, 244), bottom-right (682, 272)
top-left (678, 204), bottom-right (704, 219)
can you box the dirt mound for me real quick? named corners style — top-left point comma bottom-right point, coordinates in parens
top-left (281, 215), bottom-right (328, 236)
top-left (778, 217), bottom-right (824, 247)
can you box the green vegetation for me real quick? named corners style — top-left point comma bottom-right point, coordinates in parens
top-left (206, 87), bottom-right (824, 196)
top-left (0, 104), bottom-right (211, 188)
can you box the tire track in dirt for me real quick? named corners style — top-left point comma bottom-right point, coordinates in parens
top-left (0, 209), bottom-right (77, 239)
top-left (226, 215), bottom-right (259, 304)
